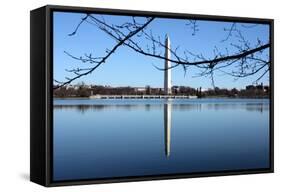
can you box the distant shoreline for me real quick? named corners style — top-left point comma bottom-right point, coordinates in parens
top-left (53, 96), bottom-right (269, 99)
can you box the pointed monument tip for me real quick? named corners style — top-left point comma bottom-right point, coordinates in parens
top-left (165, 34), bottom-right (170, 44)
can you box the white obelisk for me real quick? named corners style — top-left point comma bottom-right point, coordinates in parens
top-left (164, 35), bottom-right (172, 95)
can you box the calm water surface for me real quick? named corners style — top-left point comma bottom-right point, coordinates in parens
top-left (53, 98), bottom-right (270, 181)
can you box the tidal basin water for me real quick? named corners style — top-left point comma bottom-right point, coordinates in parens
top-left (53, 98), bottom-right (270, 181)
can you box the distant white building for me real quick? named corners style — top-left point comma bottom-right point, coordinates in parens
top-left (134, 87), bottom-right (146, 92)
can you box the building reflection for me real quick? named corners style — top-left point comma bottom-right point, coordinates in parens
top-left (164, 101), bottom-right (172, 157)
top-left (53, 102), bottom-right (268, 113)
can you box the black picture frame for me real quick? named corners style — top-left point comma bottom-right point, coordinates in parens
top-left (30, 4), bottom-right (274, 187)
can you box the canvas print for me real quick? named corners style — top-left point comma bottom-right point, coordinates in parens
top-left (52, 11), bottom-right (271, 182)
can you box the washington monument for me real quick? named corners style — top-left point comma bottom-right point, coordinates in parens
top-left (164, 35), bottom-right (172, 95)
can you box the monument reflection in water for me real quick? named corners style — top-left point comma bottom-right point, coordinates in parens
top-left (164, 101), bottom-right (172, 157)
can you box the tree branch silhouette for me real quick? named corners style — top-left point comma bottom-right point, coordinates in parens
top-left (55, 15), bottom-right (270, 88)
top-left (54, 17), bottom-right (154, 89)
top-left (83, 16), bottom-right (270, 84)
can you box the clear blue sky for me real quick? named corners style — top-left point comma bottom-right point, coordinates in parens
top-left (53, 11), bottom-right (270, 89)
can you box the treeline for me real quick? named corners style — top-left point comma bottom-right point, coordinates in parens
top-left (53, 85), bottom-right (198, 97)
top-left (53, 86), bottom-right (91, 97)
top-left (200, 87), bottom-right (269, 98)
top-left (53, 84), bottom-right (270, 98)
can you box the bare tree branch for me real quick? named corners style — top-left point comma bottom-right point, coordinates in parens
top-left (54, 17), bottom-right (154, 89)
top-left (68, 14), bottom-right (89, 36)
top-left (56, 15), bottom-right (270, 89)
